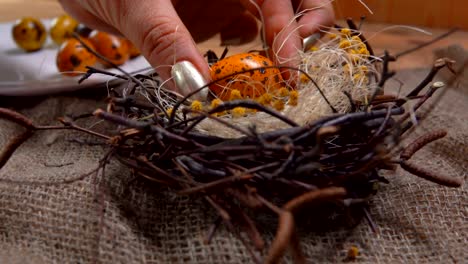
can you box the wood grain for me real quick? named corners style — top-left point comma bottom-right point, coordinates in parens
top-left (1, 0), bottom-right (467, 70)
top-left (0, 0), bottom-right (64, 22)
top-left (334, 0), bottom-right (468, 30)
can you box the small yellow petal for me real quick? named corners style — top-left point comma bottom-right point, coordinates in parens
top-left (349, 53), bottom-right (361, 64)
top-left (339, 39), bottom-right (351, 49)
top-left (257, 93), bottom-right (272, 105)
top-left (166, 107), bottom-right (174, 116)
top-left (360, 65), bottom-right (368, 74)
top-left (289, 90), bottom-right (298, 100)
top-left (300, 73), bottom-right (310, 83)
top-left (288, 90), bottom-right (299, 106)
top-left (358, 47), bottom-right (370, 56)
top-left (343, 63), bottom-right (351, 73)
top-left (273, 100), bottom-right (285, 111)
top-left (340, 28), bottom-right (352, 36)
top-left (231, 107), bottom-right (246, 118)
top-left (278, 87), bottom-right (290, 97)
top-left (191, 100), bottom-right (203, 111)
top-left (348, 49), bottom-right (358, 55)
top-left (347, 246), bottom-right (359, 260)
top-left (353, 73), bottom-right (362, 82)
top-left (210, 98), bottom-right (223, 109)
top-left (229, 89), bottom-right (242, 100)
top-left (351, 35), bottom-right (362, 43)
top-left (353, 73), bottom-right (369, 84)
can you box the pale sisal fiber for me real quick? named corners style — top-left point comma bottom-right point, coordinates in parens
top-left (196, 33), bottom-right (378, 138)
top-left (0, 50), bottom-right (465, 263)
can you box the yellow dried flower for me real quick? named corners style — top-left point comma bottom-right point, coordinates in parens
top-left (278, 87), bottom-right (290, 97)
top-left (231, 107), bottom-right (246, 118)
top-left (340, 28), bottom-right (352, 36)
top-left (339, 39), bottom-right (351, 49)
top-left (343, 63), bottom-right (351, 73)
top-left (190, 100), bottom-right (203, 111)
top-left (273, 99), bottom-right (285, 111)
top-left (353, 73), bottom-right (362, 82)
top-left (257, 93), bottom-right (273, 105)
top-left (328, 33), bottom-right (338, 39)
top-left (351, 35), bottom-right (362, 42)
top-left (300, 73), bottom-right (310, 83)
top-left (229, 89), bottom-right (242, 100)
top-left (358, 47), bottom-right (370, 56)
top-left (349, 53), bottom-right (361, 64)
top-left (289, 90), bottom-right (298, 100)
top-left (347, 246), bottom-right (359, 260)
top-left (348, 49), bottom-right (358, 55)
top-left (210, 98), bottom-right (223, 109)
top-left (209, 99), bottom-right (226, 116)
top-left (362, 76), bottom-right (369, 84)
top-left (288, 90), bottom-right (299, 106)
top-left (288, 98), bottom-right (298, 106)
top-left (166, 107), bottom-right (174, 116)
top-left (360, 65), bottom-right (368, 74)
top-left (358, 42), bottom-right (367, 50)
top-left (353, 73), bottom-right (368, 84)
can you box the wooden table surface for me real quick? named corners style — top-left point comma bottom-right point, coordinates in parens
top-left (1, 0), bottom-right (468, 71)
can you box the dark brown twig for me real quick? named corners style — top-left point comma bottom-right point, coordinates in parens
top-left (0, 108), bottom-right (35, 129)
top-left (264, 187), bottom-right (347, 263)
top-left (0, 108), bottom-right (36, 169)
top-left (264, 211), bottom-right (294, 264)
top-left (346, 18), bottom-right (375, 57)
top-left (400, 130), bottom-right (447, 160)
top-left (404, 58), bottom-right (455, 99)
top-left (177, 174), bottom-right (253, 195)
top-left (283, 187), bottom-right (347, 212)
top-left (0, 130), bottom-right (34, 169)
top-left (399, 130), bottom-right (462, 187)
top-left (400, 161), bottom-right (462, 187)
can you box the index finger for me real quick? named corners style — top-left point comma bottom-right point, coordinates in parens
top-left (295, 0), bottom-right (335, 38)
top-left (241, 0), bottom-right (301, 67)
top-left (241, 0), bottom-right (334, 66)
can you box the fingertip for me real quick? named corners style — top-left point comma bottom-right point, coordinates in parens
top-left (119, 0), bottom-right (211, 92)
top-left (260, 1), bottom-right (302, 66)
top-left (147, 31), bottom-right (210, 94)
top-left (297, 2), bottom-right (335, 37)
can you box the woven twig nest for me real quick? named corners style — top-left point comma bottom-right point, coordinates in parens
top-left (0, 23), bottom-right (463, 263)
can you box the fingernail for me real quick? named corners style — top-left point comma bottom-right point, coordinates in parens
top-left (302, 33), bottom-right (321, 51)
top-left (171, 61), bottom-right (208, 100)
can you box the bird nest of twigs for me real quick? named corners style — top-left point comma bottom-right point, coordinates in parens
top-left (0, 21), bottom-right (463, 263)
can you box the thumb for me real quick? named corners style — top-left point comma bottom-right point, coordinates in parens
top-left (118, 0), bottom-right (210, 94)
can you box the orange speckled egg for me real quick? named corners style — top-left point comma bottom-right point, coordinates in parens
top-left (89, 31), bottom-right (129, 66)
top-left (11, 17), bottom-right (47, 52)
top-left (49, 14), bottom-right (79, 45)
top-left (209, 53), bottom-right (284, 100)
top-left (56, 38), bottom-right (97, 76)
top-left (121, 38), bottom-right (141, 58)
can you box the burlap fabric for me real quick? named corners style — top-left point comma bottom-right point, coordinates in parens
top-left (0, 49), bottom-right (466, 263)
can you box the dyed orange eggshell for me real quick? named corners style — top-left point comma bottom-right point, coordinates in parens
top-left (11, 17), bottom-right (47, 52)
top-left (49, 14), bottom-right (79, 45)
top-left (209, 53), bottom-right (284, 100)
top-left (56, 38), bottom-right (97, 76)
top-left (89, 31), bottom-right (129, 66)
top-left (121, 38), bottom-right (141, 58)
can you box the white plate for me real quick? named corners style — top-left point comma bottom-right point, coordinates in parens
top-left (0, 19), bottom-right (152, 96)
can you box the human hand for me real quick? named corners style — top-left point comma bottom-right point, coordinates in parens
top-left (59, 0), bottom-right (334, 93)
